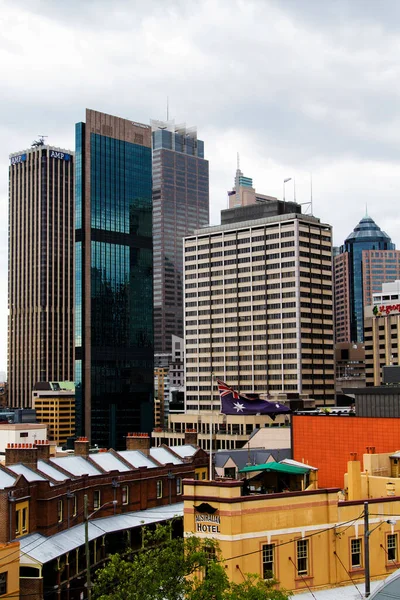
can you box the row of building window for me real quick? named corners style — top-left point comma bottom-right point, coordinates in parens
top-left (262, 534), bottom-right (398, 580)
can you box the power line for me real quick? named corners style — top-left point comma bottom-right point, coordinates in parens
top-left (220, 512), bottom-right (365, 563)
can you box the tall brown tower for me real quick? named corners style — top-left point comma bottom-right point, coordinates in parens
top-left (8, 144), bottom-right (74, 407)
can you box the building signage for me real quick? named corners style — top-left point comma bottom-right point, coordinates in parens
top-left (10, 154), bottom-right (27, 165)
top-left (50, 151), bottom-right (70, 161)
top-left (373, 304), bottom-right (400, 317)
top-left (195, 514), bottom-right (220, 533)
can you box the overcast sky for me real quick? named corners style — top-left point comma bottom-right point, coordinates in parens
top-left (1, 0), bottom-right (400, 373)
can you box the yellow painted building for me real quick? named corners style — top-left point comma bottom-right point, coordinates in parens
top-left (32, 383), bottom-right (75, 446)
top-left (0, 542), bottom-right (20, 599)
top-left (184, 460), bottom-right (400, 594)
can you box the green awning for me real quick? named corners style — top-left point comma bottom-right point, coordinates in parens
top-left (239, 462), bottom-right (309, 475)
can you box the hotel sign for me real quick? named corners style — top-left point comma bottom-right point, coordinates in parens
top-left (195, 514), bottom-right (221, 533)
top-left (10, 154), bottom-right (26, 165)
top-left (373, 304), bottom-right (400, 317)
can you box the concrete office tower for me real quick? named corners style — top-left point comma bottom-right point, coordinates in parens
top-left (75, 110), bottom-right (153, 449)
top-left (152, 120), bottom-right (209, 358)
top-left (8, 144), bottom-right (74, 408)
top-left (334, 215), bottom-right (395, 343)
top-left (184, 207), bottom-right (335, 409)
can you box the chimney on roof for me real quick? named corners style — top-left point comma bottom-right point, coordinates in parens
top-left (5, 443), bottom-right (38, 469)
top-left (126, 433), bottom-right (150, 455)
top-left (184, 428), bottom-right (198, 446)
top-left (74, 437), bottom-right (90, 458)
top-left (35, 439), bottom-right (51, 462)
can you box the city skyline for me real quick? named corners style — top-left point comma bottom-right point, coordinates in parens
top-left (2, 0), bottom-right (400, 371)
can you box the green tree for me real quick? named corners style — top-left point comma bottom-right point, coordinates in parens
top-left (93, 524), bottom-right (290, 600)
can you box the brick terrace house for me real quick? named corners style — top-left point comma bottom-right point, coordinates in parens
top-left (0, 433), bottom-right (208, 600)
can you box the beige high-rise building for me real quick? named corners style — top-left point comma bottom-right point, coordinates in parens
top-left (365, 280), bottom-right (400, 386)
top-left (333, 252), bottom-right (351, 343)
top-left (8, 143), bottom-right (74, 407)
top-left (184, 209), bottom-right (335, 410)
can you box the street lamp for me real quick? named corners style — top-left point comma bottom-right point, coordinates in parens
top-left (85, 494), bottom-right (118, 600)
top-left (283, 178), bottom-right (292, 202)
top-left (364, 501), bottom-right (396, 597)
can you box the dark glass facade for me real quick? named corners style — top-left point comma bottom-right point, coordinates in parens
top-left (152, 123), bottom-right (209, 355)
top-left (341, 216), bottom-right (395, 342)
top-left (75, 110), bottom-right (153, 449)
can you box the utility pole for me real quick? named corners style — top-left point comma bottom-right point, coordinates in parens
top-left (84, 494), bottom-right (91, 600)
top-left (364, 501), bottom-right (370, 598)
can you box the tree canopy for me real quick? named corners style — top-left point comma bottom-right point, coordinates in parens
top-left (93, 524), bottom-right (290, 600)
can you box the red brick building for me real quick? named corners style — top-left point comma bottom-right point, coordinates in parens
top-left (0, 433), bottom-right (208, 600)
top-left (292, 414), bottom-right (400, 488)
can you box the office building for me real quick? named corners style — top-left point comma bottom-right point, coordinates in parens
top-left (32, 381), bottom-right (75, 445)
top-left (227, 166), bottom-right (301, 214)
top-left (362, 249), bottom-right (400, 307)
top-left (335, 342), bottom-right (365, 404)
top-left (184, 207), bottom-right (335, 410)
top-left (154, 335), bottom-right (185, 428)
top-left (8, 143), bottom-right (74, 408)
top-left (152, 119), bottom-right (209, 356)
top-left (364, 280), bottom-right (400, 386)
top-left (154, 367), bottom-right (169, 428)
top-left (75, 109), bottom-right (153, 449)
top-left (333, 252), bottom-right (351, 343)
top-left (334, 215), bottom-right (395, 343)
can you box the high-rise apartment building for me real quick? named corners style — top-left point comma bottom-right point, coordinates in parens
top-left (8, 144), bottom-right (74, 407)
top-left (334, 215), bottom-right (395, 343)
top-left (75, 109), bottom-right (153, 449)
top-left (184, 208), bottom-right (335, 409)
top-left (152, 120), bottom-right (209, 356)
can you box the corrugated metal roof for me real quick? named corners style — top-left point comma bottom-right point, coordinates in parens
top-left (8, 464), bottom-right (47, 482)
top-left (50, 456), bottom-right (102, 476)
top-left (150, 447), bottom-right (182, 465)
top-left (19, 502), bottom-right (184, 565)
top-left (0, 469), bottom-right (16, 489)
top-left (37, 460), bottom-right (68, 482)
top-left (239, 462), bottom-right (309, 475)
top-left (169, 445), bottom-right (197, 458)
top-left (117, 450), bottom-right (158, 468)
top-left (90, 452), bottom-right (131, 472)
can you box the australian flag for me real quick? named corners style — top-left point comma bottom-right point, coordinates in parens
top-left (217, 379), bottom-right (291, 417)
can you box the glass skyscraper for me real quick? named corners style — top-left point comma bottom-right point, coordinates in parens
top-left (151, 120), bottom-right (209, 358)
top-left (75, 109), bottom-right (153, 449)
top-left (339, 215), bottom-right (395, 342)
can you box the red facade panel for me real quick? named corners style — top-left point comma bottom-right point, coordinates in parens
top-left (292, 415), bottom-right (400, 488)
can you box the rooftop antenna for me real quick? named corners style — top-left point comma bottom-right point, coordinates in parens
top-left (237, 152), bottom-right (240, 171)
top-left (32, 135), bottom-right (47, 148)
top-left (166, 97), bottom-right (169, 121)
top-left (365, 203), bottom-right (368, 217)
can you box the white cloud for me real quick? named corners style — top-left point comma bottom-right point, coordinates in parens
top-left (1, 0), bottom-right (400, 371)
